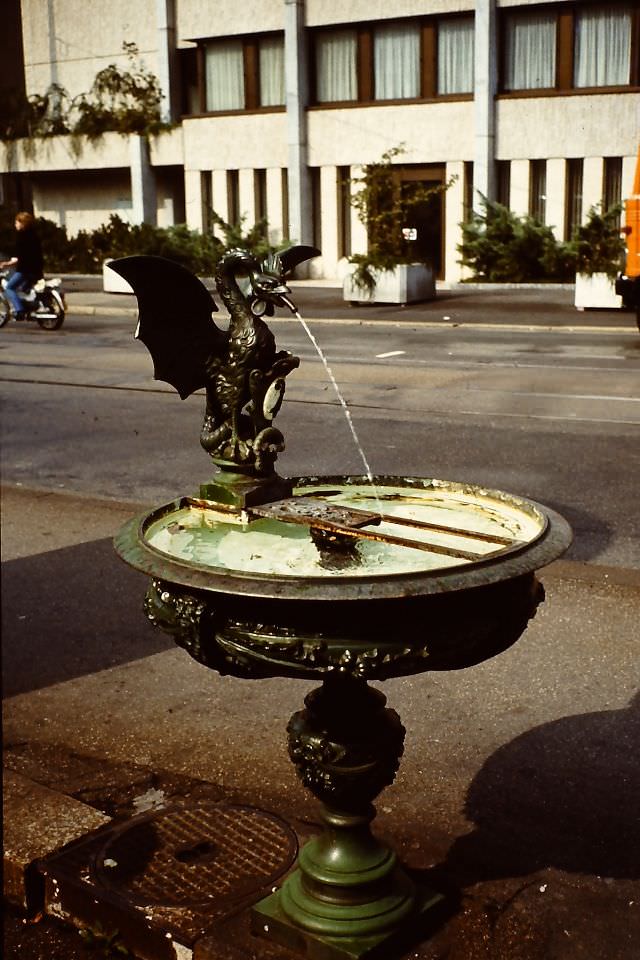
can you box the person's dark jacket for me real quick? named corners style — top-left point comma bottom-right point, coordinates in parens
top-left (15, 228), bottom-right (43, 279)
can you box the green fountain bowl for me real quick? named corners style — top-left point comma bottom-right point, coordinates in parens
top-left (114, 476), bottom-right (571, 680)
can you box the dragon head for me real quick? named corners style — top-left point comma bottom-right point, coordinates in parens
top-left (250, 245), bottom-right (320, 317)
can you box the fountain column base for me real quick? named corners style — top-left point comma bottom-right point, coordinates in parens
top-left (199, 464), bottom-right (293, 507)
top-left (252, 675), bottom-right (446, 958)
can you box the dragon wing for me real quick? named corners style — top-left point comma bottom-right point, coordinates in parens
top-left (108, 255), bottom-right (224, 399)
top-left (277, 245), bottom-right (321, 277)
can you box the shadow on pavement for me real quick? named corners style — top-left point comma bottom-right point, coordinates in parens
top-left (437, 691), bottom-right (640, 885)
top-left (1, 537), bottom-right (171, 698)
top-left (543, 499), bottom-right (614, 563)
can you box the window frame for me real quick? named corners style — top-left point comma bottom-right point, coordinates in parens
top-left (498, 1), bottom-right (639, 99)
top-left (190, 31), bottom-right (287, 117)
top-left (310, 14), bottom-right (475, 109)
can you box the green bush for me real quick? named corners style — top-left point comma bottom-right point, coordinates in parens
top-left (458, 198), bottom-right (576, 282)
top-left (571, 204), bottom-right (624, 280)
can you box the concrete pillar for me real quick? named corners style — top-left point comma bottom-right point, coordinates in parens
top-left (319, 166), bottom-right (339, 274)
top-left (622, 153), bottom-right (638, 198)
top-left (546, 158), bottom-right (566, 240)
top-left (285, 0), bottom-right (313, 250)
top-left (510, 159), bottom-right (529, 218)
top-left (582, 156), bottom-right (604, 219)
top-left (239, 168), bottom-right (256, 227)
top-left (473, 0), bottom-right (497, 211)
top-left (156, 0), bottom-right (178, 123)
top-left (445, 161), bottom-right (466, 282)
top-left (211, 169), bottom-right (228, 237)
top-left (266, 167), bottom-right (285, 245)
top-left (129, 135), bottom-right (157, 225)
top-left (184, 169), bottom-right (204, 231)
top-left (349, 165), bottom-right (368, 256)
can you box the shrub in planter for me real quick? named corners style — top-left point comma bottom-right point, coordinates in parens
top-left (347, 145), bottom-right (451, 298)
top-left (572, 204), bottom-right (625, 310)
top-left (571, 204), bottom-right (624, 280)
top-left (458, 198), bottom-right (576, 282)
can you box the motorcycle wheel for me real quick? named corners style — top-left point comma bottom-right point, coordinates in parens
top-left (36, 290), bottom-right (65, 330)
top-left (0, 293), bottom-right (10, 328)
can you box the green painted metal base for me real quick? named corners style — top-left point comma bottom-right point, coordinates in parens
top-left (199, 470), bottom-right (293, 507)
top-left (252, 879), bottom-right (445, 960)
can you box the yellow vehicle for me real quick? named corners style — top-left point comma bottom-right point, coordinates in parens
top-left (615, 147), bottom-right (640, 328)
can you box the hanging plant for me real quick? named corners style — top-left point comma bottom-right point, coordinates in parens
top-left (71, 42), bottom-right (167, 139)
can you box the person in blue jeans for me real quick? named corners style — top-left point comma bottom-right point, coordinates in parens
top-left (0, 211), bottom-right (44, 320)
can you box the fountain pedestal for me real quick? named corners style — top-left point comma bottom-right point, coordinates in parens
top-left (253, 674), bottom-right (442, 959)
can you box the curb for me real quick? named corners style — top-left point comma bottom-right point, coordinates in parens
top-left (64, 304), bottom-right (638, 334)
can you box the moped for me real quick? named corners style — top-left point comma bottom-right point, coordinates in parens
top-left (0, 269), bottom-right (66, 330)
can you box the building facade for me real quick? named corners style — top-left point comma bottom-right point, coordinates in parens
top-left (2, 0), bottom-right (639, 281)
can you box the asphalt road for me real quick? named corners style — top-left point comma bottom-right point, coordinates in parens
top-left (1, 304), bottom-right (639, 568)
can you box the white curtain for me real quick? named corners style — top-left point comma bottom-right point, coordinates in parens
top-left (259, 37), bottom-right (285, 106)
top-left (374, 23), bottom-right (420, 100)
top-left (205, 40), bottom-right (244, 111)
top-left (504, 13), bottom-right (556, 90)
top-left (316, 30), bottom-right (357, 102)
top-left (438, 17), bottom-right (474, 94)
top-left (574, 5), bottom-right (631, 87)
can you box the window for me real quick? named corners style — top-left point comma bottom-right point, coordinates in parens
top-left (504, 12), bottom-right (556, 90)
top-left (203, 35), bottom-right (284, 112)
top-left (565, 159), bottom-right (583, 240)
top-left (438, 17), bottom-right (474, 94)
top-left (227, 170), bottom-right (240, 227)
top-left (496, 160), bottom-right (511, 208)
top-left (205, 40), bottom-right (244, 111)
top-left (315, 29), bottom-right (357, 102)
top-left (310, 168), bottom-right (322, 251)
top-left (603, 157), bottom-right (623, 228)
top-left (179, 48), bottom-right (199, 115)
top-left (281, 168), bottom-right (289, 241)
top-left (529, 160), bottom-right (547, 223)
top-left (374, 23), bottom-right (420, 100)
top-left (201, 172), bottom-right (213, 233)
top-left (313, 16), bottom-right (475, 105)
top-left (337, 166), bottom-right (352, 258)
top-left (259, 37), bottom-right (285, 106)
top-left (255, 169), bottom-right (267, 233)
top-left (603, 157), bottom-right (623, 211)
top-left (500, 3), bottom-right (638, 95)
top-left (464, 161), bottom-right (474, 221)
top-left (574, 5), bottom-right (632, 88)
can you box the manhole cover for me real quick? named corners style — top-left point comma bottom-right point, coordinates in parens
top-left (92, 802), bottom-right (297, 909)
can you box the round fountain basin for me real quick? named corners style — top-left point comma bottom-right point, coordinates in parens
top-left (115, 477), bottom-right (569, 602)
top-left (114, 477), bottom-right (571, 678)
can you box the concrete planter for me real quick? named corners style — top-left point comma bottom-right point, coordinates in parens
top-left (103, 259), bottom-right (133, 294)
top-left (343, 263), bottom-right (435, 305)
top-left (574, 272), bottom-right (622, 310)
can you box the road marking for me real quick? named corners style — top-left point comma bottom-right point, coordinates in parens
top-left (465, 389), bottom-right (640, 403)
top-left (375, 350), bottom-right (406, 358)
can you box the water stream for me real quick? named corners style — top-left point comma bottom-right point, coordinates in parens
top-left (294, 311), bottom-right (380, 506)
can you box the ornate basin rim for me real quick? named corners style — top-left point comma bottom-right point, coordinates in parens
top-left (114, 476), bottom-right (572, 602)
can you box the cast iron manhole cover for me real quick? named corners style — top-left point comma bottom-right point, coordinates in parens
top-left (91, 802), bottom-right (297, 909)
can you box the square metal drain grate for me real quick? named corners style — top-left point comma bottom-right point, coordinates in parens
top-left (38, 801), bottom-right (298, 956)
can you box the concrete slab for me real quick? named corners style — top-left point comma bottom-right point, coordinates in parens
top-left (3, 769), bottom-right (110, 912)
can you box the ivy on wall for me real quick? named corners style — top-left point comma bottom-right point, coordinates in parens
top-left (3, 43), bottom-right (170, 143)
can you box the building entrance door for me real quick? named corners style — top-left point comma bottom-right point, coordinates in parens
top-left (398, 165), bottom-right (446, 279)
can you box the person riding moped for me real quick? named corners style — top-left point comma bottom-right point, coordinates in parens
top-left (0, 211), bottom-right (44, 321)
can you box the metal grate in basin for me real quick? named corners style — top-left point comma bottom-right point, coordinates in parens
top-left (92, 802), bottom-right (297, 909)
